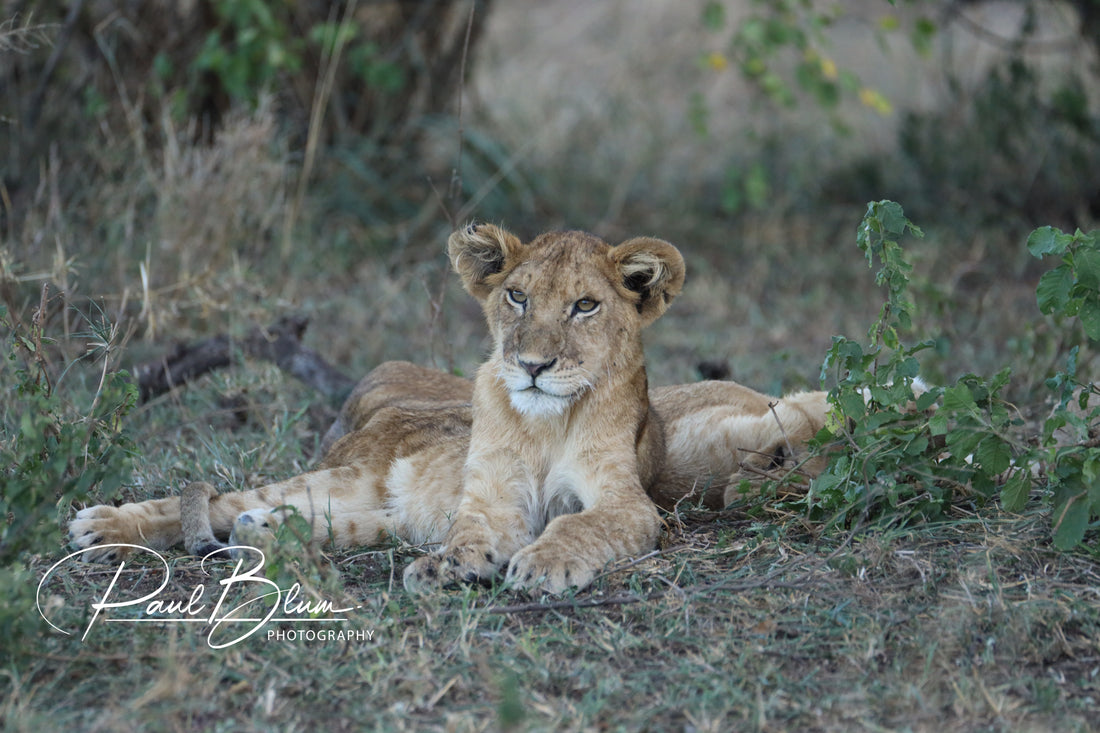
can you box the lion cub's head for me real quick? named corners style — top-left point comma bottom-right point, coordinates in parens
top-left (449, 224), bottom-right (685, 417)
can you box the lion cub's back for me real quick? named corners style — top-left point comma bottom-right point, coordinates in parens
top-left (650, 380), bottom-right (777, 422)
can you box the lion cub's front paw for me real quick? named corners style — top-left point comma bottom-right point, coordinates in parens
top-left (403, 544), bottom-right (502, 593)
top-left (67, 505), bottom-right (138, 563)
top-left (505, 543), bottom-right (597, 595)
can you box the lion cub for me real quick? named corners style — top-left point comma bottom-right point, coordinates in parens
top-left (402, 225), bottom-right (684, 593)
top-left (68, 224), bottom-right (837, 595)
top-left (68, 226), bottom-right (685, 596)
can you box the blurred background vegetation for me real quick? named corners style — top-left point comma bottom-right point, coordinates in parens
top-left (2, 0), bottom-right (1099, 398)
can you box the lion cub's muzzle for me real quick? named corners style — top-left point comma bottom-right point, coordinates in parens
top-left (499, 354), bottom-right (589, 417)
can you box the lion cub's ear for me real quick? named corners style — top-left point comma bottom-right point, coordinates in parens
top-left (448, 223), bottom-right (524, 300)
top-left (610, 237), bottom-right (686, 325)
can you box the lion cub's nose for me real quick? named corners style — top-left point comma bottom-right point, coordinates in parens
top-left (519, 357), bottom-right (557, 378)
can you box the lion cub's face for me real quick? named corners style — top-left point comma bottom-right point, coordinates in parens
top-left (448, 225), bottom-right (685, 417)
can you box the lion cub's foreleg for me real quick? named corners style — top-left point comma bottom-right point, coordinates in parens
top-left (505, 470), bottom-right (660, 594)
top-left (404, 448), bottom-right (662, 595)
top-left (403, 450), bottom-right (535, 589)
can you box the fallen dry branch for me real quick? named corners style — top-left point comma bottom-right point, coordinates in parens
top-left (131, 315), bottom-right (355, 402)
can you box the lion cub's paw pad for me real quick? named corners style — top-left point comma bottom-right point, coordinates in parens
top-left (505, 546), bottom-right (594, 595)
top-left (403, 547), bottom-right (500, 593)
top-left (67, 506), bottom-right (134, 563)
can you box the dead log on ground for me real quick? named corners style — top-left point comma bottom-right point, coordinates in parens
top-left (132, 315), bottom-right (355, 403)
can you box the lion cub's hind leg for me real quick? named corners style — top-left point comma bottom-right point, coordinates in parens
top-left (226, 503), bottom-right (399, 554)
top-left (722, 390), bottom-right (831, 505)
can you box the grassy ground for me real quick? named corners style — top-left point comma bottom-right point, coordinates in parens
top-left (6, 352), bottom-right (1099, 732)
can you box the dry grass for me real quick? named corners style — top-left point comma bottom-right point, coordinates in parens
top-left (153, 98), bottom-right (289, 284)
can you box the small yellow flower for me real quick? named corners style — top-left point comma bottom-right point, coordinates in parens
top-left (859, 87), bottom-right (893, 116)
top-left (706, 51), bottom-right (728, 71)
top-left (819, 56), bottom-right (838, 81)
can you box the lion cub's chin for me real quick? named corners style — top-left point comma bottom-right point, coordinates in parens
top-left (509, 388), bottom-right (575, 418)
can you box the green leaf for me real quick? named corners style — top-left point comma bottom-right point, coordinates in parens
top-left (946, 428), bottom-right (985, 461)
top-left (877, 200), bottom-right (908, 237)
top-left (838, 388), bottom-right (866, 419)
top-left (1052, 491), bottom-right (1089, 550)
top-left (1027, 226), bottom-right (1072, 257)
top-left (989, 366), bottom-right (1013, 395)
top-left (1079, 295), bottom-right (1100, 341)
top-left (910, 18), bottom-right (937, 56)
top-left (702, 2), bottom-right (726, 31)
top-left (896, 357), bottom-right (920, 379)
top-left (1082, 456), bottom-right (1100, 487)
top-left (929, 410), bottom-right (948, 436)
top-left (1075, 247), bottom-right (1100, 291)
top-left (811, 465), bottom-right (847, 498)
top-left (942, 384), bottom-right (975, 413)
top-left (1000, 470), bottom-right (1030, 512)
top-left (1035, 265), bottom-right (1074, 314)
top-left (975, 435), bottom-right (1012, 475)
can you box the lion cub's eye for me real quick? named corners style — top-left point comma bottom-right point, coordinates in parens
top-left (507, 289), bottom-right (528, 307)
top-left (572, 298), bottom-right (599, 316)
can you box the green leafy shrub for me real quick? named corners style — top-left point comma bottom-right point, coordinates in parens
top-left (699, 0), bottom-right (894, 114)
top-left (804, 202), bottom-right (1024, 529)
top-left (793, 202), bottom-right (1098, 553)
top-left (188, 1), bottom-right (406, 111)
top-left (895, 59), bottom-right (1100, 229)
top-left (0, 304), bottom-right (137, 652)
top-left (1026, 226), bottom-right (1100, 549)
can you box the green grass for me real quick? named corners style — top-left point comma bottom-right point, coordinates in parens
top-left (6, 360), bottom-right (1097, 731)
top-left (16, 441), bottom-right (1100, 731)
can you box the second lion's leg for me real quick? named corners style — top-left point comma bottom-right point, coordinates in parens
top-left (69, 463), bottom-right (388, 562)
top-left (68, 497), bottom-right (188, 563)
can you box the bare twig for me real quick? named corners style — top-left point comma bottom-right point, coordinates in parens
top-left (944, 2), bottom-right (1079, 54)
top-left (736, 462), bottom-right (810, 492)
top-left (482, 592), bottom-right (651, 616)
top-left (23, 5), bottom-right (74, 127)
top-left (448, 0), bottom-right (478, 203)
top-left (589, 546), bottom-right (683, 585)
top-left (0, 13), bottom-right (54, 54)
top-left (282, 0), bottom-right (359, 260)
top-left (767, 400), bottom-right (796, 462)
